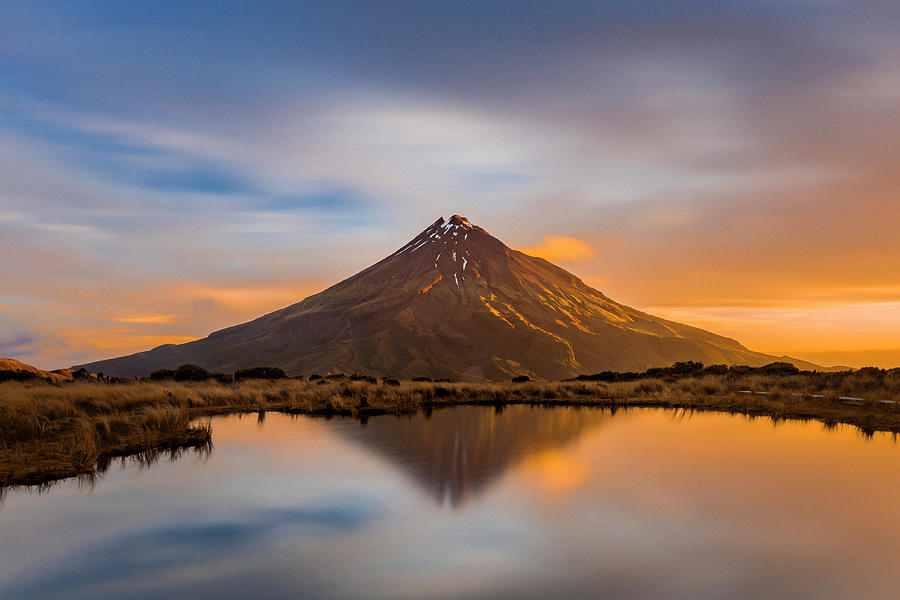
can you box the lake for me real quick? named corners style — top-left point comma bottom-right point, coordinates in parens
top-left (1, 406), bottom-right (899, 599)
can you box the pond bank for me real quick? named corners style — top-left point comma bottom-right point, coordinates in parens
top-left (2, 374), bottom-right (898, 488)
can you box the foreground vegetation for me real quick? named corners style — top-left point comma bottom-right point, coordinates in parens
top-left (2, 365), bottom-right (899, 488)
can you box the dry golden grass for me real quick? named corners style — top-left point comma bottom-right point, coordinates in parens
top-left (2, 372), bottom-right (898, 488)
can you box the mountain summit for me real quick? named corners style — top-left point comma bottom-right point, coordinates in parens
top-left (78, 215), bottom-right (810, 380)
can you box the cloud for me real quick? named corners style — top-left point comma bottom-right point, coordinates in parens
top-left (517, 236), bottom-right (597, 264)
top-left (0, 1), bottom-right (899, 367)
top-left (0, 327), bottom-right (38, 358)
top-left (112, 315), bottom-right (179, 324)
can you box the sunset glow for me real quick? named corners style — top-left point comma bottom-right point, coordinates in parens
top-left (1, 2), bottom-right (898, 369)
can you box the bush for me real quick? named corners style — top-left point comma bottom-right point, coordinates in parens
top-left (512, 375), bottom-right (531, 383)
top-left (759, 362), bottom-right (800, 375)
top-left (670, 361), bottom-right (704, 375)
top-left (149, 369), bottom-right (175, 380)
top-left (856, 367), bottom-right (883, 377)
top-left (173, 364), bottom-right (212, 382)
top-left (350, 373), bottom-right (378, 383)
top-left (234, 366), bottom-right (287, 381)
top-left (381, 377), bottom-right (401, 386)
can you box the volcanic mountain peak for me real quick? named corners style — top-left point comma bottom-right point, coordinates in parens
top-left (76, 214), bottom-right (822, 380)
top-left (385, 215), bottom-right (494, 294)
top-left (445, 214), bottom-right (474, 228)
top-left (393, 215), bottom-right (478, 254)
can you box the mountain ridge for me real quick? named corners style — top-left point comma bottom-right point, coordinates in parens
top-left (75, 215), bottom-right (824, 379)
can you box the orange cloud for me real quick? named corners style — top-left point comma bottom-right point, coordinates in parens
top-left (0, 277), bottom-right (335, 369)
top-left (113, 314), bottom-right (180, 324)
top-left (60, 326), bottom-right (198, 353)
top-left (169, 282), bottom-right (325, 315)
top-left (518, 235), bottom-right (596, 263)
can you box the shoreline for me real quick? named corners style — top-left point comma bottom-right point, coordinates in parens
top-left (2, 374), bottom-right (899, 489)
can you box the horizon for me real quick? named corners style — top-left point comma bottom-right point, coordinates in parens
top-left (2, 2), bottom-right (899, 370)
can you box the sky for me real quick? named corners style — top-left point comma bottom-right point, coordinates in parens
top-left (1, 1), bottom-right (899, 370)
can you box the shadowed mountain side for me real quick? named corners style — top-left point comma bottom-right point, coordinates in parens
top-left (336, 405), bottom-right (609, 507)
top-left (76, 216), bottom-right (822, 379)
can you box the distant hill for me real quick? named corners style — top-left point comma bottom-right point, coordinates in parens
top-left (76, 215), bottom-right (825, 380)
top-left (0, 358), bottom-right (69, 383)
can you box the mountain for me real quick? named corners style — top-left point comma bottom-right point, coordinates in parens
top-left (76, 215), bottom-right (821, 380)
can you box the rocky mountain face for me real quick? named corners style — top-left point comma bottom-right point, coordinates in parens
top-left (77, 215), bottom-right (813, 380)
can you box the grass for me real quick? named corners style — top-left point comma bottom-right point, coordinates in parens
top-left (2, 370), bottom-right (899, 488)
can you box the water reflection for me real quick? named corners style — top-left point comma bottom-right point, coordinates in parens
top-left (1, 407), bottom-right (899, 600)
top-left (0, 442), bottom-right (212, 508)
top-left (338, 405), bottom-right (608, 506)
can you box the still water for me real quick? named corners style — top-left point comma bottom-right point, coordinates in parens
top-left (2, 406), bottom-right (899, 599)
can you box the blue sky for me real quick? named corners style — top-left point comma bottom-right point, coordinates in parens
top-left (2, 1), bottom-right (900, 368)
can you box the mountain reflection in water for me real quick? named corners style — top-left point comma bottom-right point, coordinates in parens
top-left (2, 407), bottom-right (900, 600)
top-left (336, 405), bottom-right (609, 506)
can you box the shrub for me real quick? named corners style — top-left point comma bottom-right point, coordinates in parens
top-left (212, 372), bottom-right (232, 384)
top-left (512, 375), bottom-right (531, 383)
top-left (234, 366), bottom-right (287, 381)
top-left (670, 361), bottom-right (704, 375)
top-left (173, 364), bottom-right (212, 382)
top-left (759, 362), bottom-right (800, 375)
top-left (149, 369), bottom-right (175, 380)
top-left (857, 367), bottom-right (883, 377)
top-left (381, 377), bottom-right (401, 386)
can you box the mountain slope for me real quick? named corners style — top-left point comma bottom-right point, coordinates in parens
top-left (77, 215), bottom-right (819, 380)
top-left (1, 358), bottom-right (70, 382)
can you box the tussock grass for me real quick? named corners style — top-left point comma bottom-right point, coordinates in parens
top-left (2, 371), bottom-right (899, 488)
